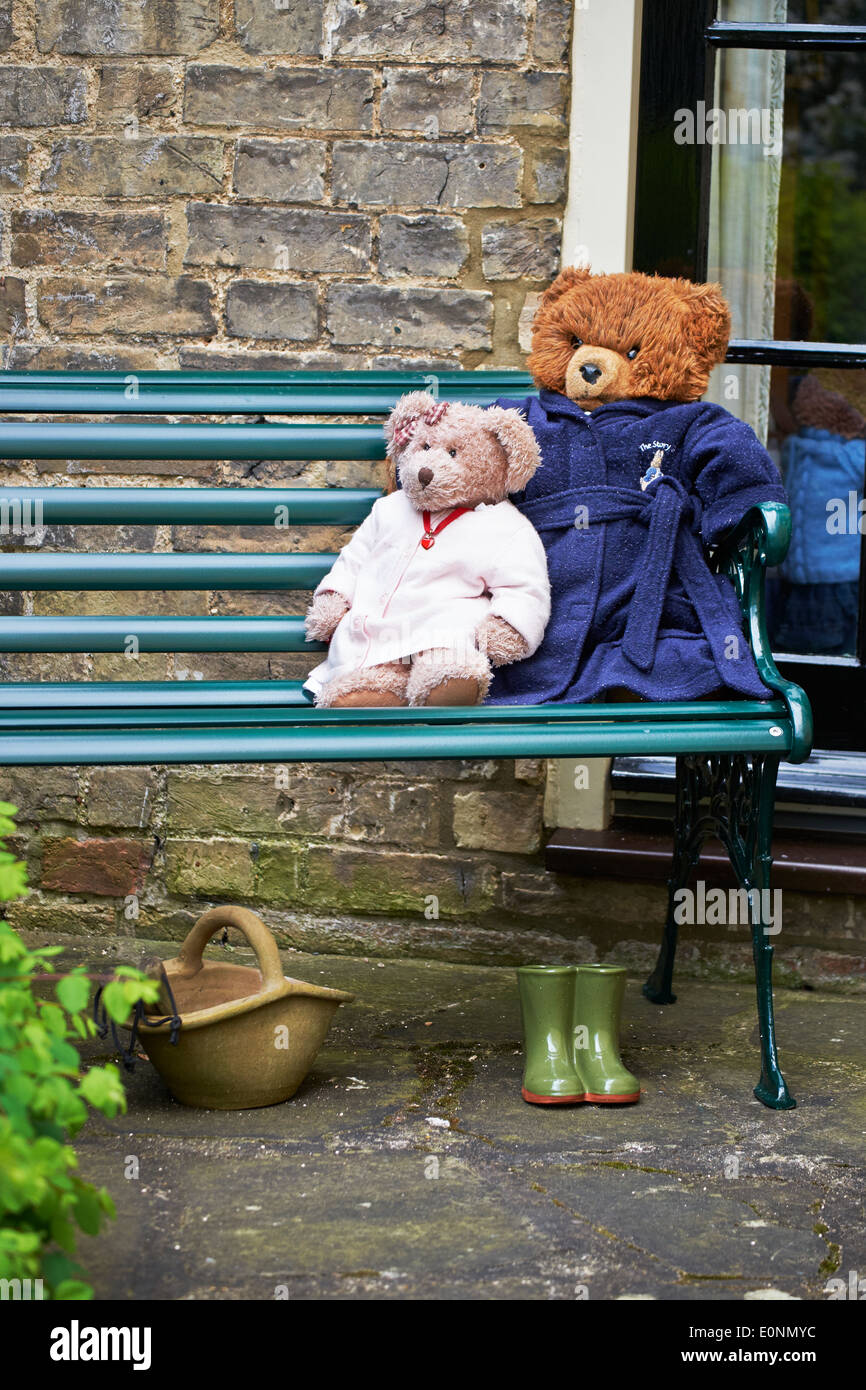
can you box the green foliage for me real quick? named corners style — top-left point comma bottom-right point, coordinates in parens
top-left (0, 801), bottom-right (159, 1299)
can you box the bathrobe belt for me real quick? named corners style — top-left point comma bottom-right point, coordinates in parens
top-left (521, 477), bottom-right (734, 675)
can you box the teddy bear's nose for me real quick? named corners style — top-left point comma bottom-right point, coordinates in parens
top-left (580, 363), bottom-right (603, 384)
top-left (418, 466), bottom-right (434, 487)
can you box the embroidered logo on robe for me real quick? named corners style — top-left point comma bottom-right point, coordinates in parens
top-left (640, 448), bottom-right (666, 491)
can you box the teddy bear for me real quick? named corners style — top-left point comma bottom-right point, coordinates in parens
top-left (486, 265), bottom-right (789, 705)
top-left (303, 391), bottom-right (551, 708)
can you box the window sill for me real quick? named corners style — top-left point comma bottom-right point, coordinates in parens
top-left (545, 826), bottom-right (866, 896)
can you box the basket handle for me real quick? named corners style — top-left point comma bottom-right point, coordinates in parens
top-left (174, 906), bottom-right (285, 991)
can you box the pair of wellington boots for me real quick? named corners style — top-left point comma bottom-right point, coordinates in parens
top-left (517, 964), bottom-right (640, 1105)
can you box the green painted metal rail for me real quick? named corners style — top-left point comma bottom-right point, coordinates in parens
top-left (0, 683), bottom-right (789, 717)
top-left (0, 717), bottom-right (794, 767)
top-left (0, 420), bottom-right (384, 459)
top-left (0, 553), bottom-right (336, 590)
top-left (0, 486), bottom-right (379, 525)
top-left (0, 616), bottom-right (321, 653)
top-left (0, 369), bottom-right (535, 415)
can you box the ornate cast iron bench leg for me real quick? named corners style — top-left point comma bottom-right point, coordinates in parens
top-left (643, 752), bottom-right (795, 1111)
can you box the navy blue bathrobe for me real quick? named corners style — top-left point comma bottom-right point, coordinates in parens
top-left (488, 390), bottom-right (788, 704)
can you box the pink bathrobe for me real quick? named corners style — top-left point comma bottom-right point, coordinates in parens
top-left (304, 489), bottom-right (551, 700)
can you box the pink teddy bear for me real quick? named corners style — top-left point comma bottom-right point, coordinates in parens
top-left (303, 390), bottom-right (551, 707)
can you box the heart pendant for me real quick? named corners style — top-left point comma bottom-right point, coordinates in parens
top-left (421, 535), bottom-right (434, 550)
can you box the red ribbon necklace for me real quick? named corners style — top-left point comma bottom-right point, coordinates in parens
top-left (420, 507), bottom-right (471, 550)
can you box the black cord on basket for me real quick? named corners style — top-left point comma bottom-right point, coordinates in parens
top-left (93, 973), bottom-right (182, 1073)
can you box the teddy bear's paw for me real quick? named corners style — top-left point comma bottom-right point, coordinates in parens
top-left (476, 615), bottom-right (530, 667)
top-left (407, 646), bottom-right (491, 707)
top-left (305, 590), bottom-right (350, 642)
top-left (317, 661), bottom-right (409, 708)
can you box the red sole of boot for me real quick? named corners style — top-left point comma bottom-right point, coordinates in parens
top-left (521, 1088), bottom-right (641, 1106)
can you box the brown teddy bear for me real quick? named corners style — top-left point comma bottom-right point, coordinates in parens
top-left (487, 266), bottom-right (789, 705)
top-left (303, 391), bottom-right (550, 707)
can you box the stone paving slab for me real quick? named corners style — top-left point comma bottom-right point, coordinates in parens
top-left (29, 932), bottom-right (866, 1301)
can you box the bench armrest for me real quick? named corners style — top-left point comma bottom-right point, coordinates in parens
top-left (712, 501), bottom-right (813, 763)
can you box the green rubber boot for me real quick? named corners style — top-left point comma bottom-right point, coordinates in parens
top-left (517, 965), bottom-right (586, 1105)
top-left (572, 964), bottom-right (640, 1103)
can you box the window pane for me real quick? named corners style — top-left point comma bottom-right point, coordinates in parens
top-left (778, 30), bottom-right (866, 340)
top-left (710, 1), bottom-right (866, 346)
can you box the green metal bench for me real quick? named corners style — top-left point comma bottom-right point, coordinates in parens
top-left (0, 369), bottom-right (813, 1110)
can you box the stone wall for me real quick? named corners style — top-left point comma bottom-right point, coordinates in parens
top-left (0, 0), bottom-right (571, 368)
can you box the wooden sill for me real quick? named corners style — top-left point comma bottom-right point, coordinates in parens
top-left (545, 826), bottom-right (866, 896)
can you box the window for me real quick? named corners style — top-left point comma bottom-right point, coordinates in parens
top-left (634, 0), bottom-right (866, 752)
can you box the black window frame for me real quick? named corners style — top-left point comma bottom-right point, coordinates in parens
top-left (633, 0), bottom-right (866, 752)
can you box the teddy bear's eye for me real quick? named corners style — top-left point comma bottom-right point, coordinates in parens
top-left (571, 335), bottom-right (583, 349)
top-left (448, 448), bottom-right (457, 458)
top-left (627, 346), bottom-right (640, 360)
top-left (422, 442), bottom-right (431, 450)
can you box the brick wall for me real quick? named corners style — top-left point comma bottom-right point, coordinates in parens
top-left (2, 2), bottom-right (862, 989)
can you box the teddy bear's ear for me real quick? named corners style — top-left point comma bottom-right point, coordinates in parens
top-left (384, 390), bottom-right (443, 457)
top-left (680, 280), bottom-right (731, 364)
top-left (536, 264), bottom-right (593, 315)
top-left (484, 407), bottom-right (542, 493)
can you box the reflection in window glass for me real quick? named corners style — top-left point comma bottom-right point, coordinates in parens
top-left (717, 364), bottom-right (864, 660)
top-left (777, 13), bottom-right (866, 341)
top-left (768, 361), bottom-right (864, 657)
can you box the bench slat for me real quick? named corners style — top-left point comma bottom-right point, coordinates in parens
top-left (0, 420), bottom-right (384, 460)
top-left (0, 616), bottom-right (321, 652)
top-left (0, 553), bottom-right (336, 590)
top-left (0, 385), bottom-right (532, 416)
top-left (0, 718), bottom-right (793, 765)
top-left (0, 698), bottom-right (789, 728)
top-left (0, 486), bottom-right (380, 524)
top-left (0, 369), bottom-right (533, 388)
top-left (0, 681), bottom-right (787, 717)
top-left (0, 369), bottom-right (533, 415)
top-left (0, 680), bottom-right (312, 707)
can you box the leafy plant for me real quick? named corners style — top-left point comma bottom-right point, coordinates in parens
top-left (0, 800), bottom-right (159, 1299)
